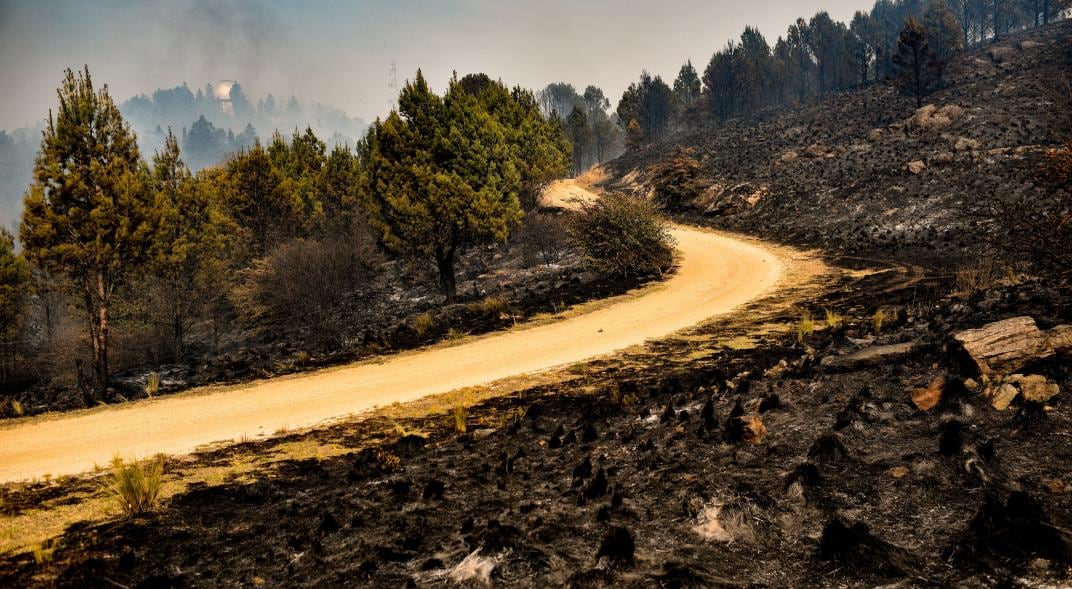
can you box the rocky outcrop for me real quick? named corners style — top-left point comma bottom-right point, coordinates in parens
top-left (952, 316), bottom-right (1054, 376)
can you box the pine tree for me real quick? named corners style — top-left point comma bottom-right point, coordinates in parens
top-left (0, 228), bottom-right (30, 379)
top-left (318, 144), bottom-right (365, 236)
top-left (145, 130), bottom-right (234, 362)
top-left (463, 76), bottom-right (569, 209)
top-left (362, 71), bottom-right (526, 301)
top-left (786, 18), bottom-right (813, 101)
top-left (924, 0), bottom-right (964, 83)
top-left (20, 67), bottom-right (154, 399)
top-left (672, 61), bottom-right (702, 115)
top-left (892, 17), bottom-right (943, 107)
top-left (566, 107), bottom-right (591, 176)
top-left (583, 86), bottom-right (617, 165)
top-left (224, 141), bottom-right (296, 259)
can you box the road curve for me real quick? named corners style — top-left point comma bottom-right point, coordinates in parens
top-left (0, 182), bottom-right (783, 482)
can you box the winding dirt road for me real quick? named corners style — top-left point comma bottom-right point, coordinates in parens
top-left (0, 182), bottom-right (784, 483)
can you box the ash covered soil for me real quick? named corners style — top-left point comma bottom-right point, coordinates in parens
top-left (607, 20), bottom-right (1072, 262)
top-left (3, 261), bottom-right (1071, 588)
top-left (4, 21), bottom-right (1072, 589)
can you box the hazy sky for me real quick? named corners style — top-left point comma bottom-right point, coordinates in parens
top-left (0, 0), bottom-right (871, 130)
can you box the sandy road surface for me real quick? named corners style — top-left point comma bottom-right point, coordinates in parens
top-left (0, 182), bottom-right (784, 483)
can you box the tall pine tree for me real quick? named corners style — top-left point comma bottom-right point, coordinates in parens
top-left (20, 67), bottom-right (154, 400)
top-left (362, 71), bottom-right (526, 301)
top-left (892, 16), bottom-right (943, 107)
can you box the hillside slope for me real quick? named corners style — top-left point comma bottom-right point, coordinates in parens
top-left (607, 21), bottom-right (1072, 264)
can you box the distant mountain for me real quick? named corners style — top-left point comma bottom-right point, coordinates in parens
top-left (0, 81), bottom-right (367, 229)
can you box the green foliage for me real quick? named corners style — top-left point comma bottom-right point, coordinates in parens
top-left (465, 76), bottom-right (570, 209)
top-left (924, 0), bottom-right (964, 70)
top-left (363, 70), bottom-right (561, 301)
top-left (145, 130), bottom-right (236, 362)
top-left (617, 73), bottom-right (673, 145)
top-left (568, 193), bottom-right (674, 278)
top-left (0, 229), bottom-right (29, 346)
top-left (223, 141), bottom-right (297, 259)
top-left (672, 60), bottom-right (702, 114)
top-left (19, 67), bottom-right (154, 397)
top-left (565, 107), bottom-right (590, 176)
top-left (106, 455), bottom-right (165, 516)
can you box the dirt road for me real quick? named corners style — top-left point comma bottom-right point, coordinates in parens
top-left (0, 182), bottom-right (785, 482)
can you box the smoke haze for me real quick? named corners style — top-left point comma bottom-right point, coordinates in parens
top-left (1, 0), bottom-right (871, 129)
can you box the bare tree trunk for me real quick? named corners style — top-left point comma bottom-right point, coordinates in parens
top-left (435, 243), bottom-right (458, 303)
top-left (83, 271), bottom-right (110, 399)
top-left (173, 310), bottom-right (183, 364)
top-left (95, 271), bottom-right (110, 396)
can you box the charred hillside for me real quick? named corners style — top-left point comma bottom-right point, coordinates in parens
top-left (606, 20), bottom-right (1072, 266)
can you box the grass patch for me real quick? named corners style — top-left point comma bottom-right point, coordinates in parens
top-left (954, 259), bottom-right (1010, 297)
top-left (872, 307), bottom-right (898, 334)
top-left (445, 327), bottom-right (468, 342)
top-left (375, 449), bottom-right (402, 472)
top-left (31, 539), bottom-right (58, 565)
top-left (452, 401), bottom-right (470, 433)
top-left (145, 372), bottom-right (160, 398)
top-left (414, 312), bottom-right (435, 339)
top-left (824, 308), bottom-right (845, 330)
top-left (105, 455), bottom-right (164, 517)
top-left (479, 295), bottom-right (509, 315)
top-left (796, 310), bottom-right (815, 344)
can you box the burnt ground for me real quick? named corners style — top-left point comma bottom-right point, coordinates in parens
top-left (2, 253), bottom-right (1070, 588)
top-left (4, 20), bottom-right (1072, 589)
top-left (606, 19), bottom-right (1072, 267)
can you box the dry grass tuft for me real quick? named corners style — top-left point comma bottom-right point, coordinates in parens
top-left (574, 165), bottom-right (609, 189)
top-left (479, 295), bottom-right (509, 315)
top-left (796, 310), bottom-right (815, 344)
top-left (872, 307), bottom-right (898, 334)
top-left (31, 539), bottom-right (58, 565)
top-left (106, 455), bottom-right (165, 516)
top-left (452, 400), bottom-right (470, 434)
top-left (374, 449), bottom-right (402, 472)
top-left (145, 372), bottom-right (160, 398)
top-left (824, 308), bottom-right (845, 330)
top-left (414, 312), bottom-right (435, 339)
top-left (693, 503), bottom-right (756, 544)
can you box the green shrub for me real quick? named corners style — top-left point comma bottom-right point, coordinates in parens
top-left (568, 193), bottom-right (674, 278)
top-left (106, 455), bottom-right (164, 516)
